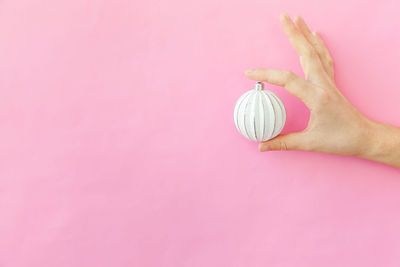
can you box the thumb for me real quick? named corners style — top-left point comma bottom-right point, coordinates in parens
top-left (258, 132), bottom-right (309, 152)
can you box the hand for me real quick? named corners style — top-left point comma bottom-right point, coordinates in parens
top-left (244, 13), bottom-right (400, 168)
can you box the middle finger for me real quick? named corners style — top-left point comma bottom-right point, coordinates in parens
top-left (280, 13), bottom-right (327, 84)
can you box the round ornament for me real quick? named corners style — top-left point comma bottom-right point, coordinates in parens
top-left (233, 81), bottom-right (286, 142)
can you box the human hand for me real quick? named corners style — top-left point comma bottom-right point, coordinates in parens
top-left (244, 13), bottom-right (379, 159)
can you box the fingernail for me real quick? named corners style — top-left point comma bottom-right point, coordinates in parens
top-left (280, 13), bottom-right (289, 20)
top-left (258, 143), bottom-right (267, 152)
top-left (244, 69), bottom-right (254, 75)
top-left (312, 31), bottom-right (318, 36)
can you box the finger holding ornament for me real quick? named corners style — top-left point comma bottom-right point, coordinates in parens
top-left (258, 131), bottom-right (311, 152)
top-left (244, 68), bottom-right (315, 108)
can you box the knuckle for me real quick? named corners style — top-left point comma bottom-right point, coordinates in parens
top-left (326, 56), bottom-right (333, 65)
top-left (283, 70), bottom-right (294, 77)
top-left (279, 140), bottom-right (288, 151)
top-left (284, 70), bottom-right (297, 83)
top-left (305, 49), bottom-right (317, 59)
top-left (313, 88), bottom-right (332, 109)
top-left (311, 40), bottom-right (320, 48)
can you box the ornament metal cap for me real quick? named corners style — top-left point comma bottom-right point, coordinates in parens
top-left (254, 81), bottom-right (264, 91)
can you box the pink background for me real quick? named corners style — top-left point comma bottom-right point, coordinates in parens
top-left (1, 0), bottom-right (400, 266)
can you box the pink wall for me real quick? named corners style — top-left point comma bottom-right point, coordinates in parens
top-left (1, 0), bottom-right (400, 266)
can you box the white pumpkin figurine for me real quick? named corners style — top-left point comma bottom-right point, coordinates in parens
top-left (234, 81), bottom-right (286, 142)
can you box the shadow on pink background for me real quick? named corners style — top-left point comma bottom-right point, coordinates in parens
top-left (1, 0), bottom-right (400, 266)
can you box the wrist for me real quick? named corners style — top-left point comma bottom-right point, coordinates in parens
top-left (359, 119), bottom-right (384, 159)
top-left (359, 118), bottom-right (400, 167)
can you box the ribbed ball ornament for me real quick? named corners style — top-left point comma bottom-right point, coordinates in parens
top-left (234, 81), bottom-right (286, 142)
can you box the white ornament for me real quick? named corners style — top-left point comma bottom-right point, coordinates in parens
top-left (233, 81), bottom-right (286, 142)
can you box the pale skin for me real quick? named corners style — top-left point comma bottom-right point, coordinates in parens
top-left (245, 13), bottom-right (400, 169)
